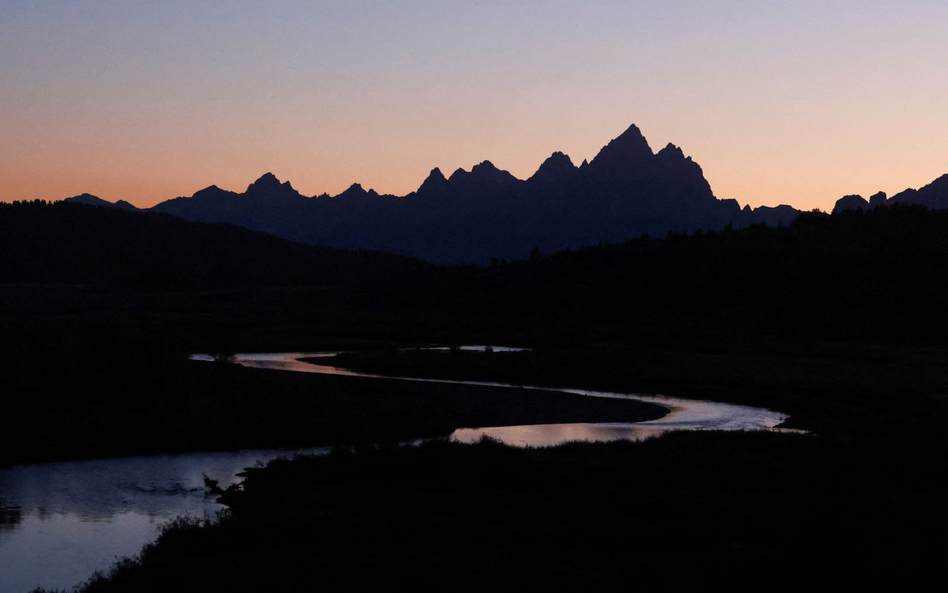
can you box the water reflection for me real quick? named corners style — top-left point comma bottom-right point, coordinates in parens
top-left (452, 423), bottom-right (672, 447)
top-left (0, 447), bottom-right (327, 592)
top-left (417, 345), bottom-right (529, 352)
top-left (0, 502), bottom-right (22, 535)
top-left (451, 390), bottom-right (788, 447)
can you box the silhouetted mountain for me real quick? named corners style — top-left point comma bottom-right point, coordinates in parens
top-left (890, 174), bottom-right (948, 210)
top-left (65, 193), bottom-right (139, 211)
top-left (833, 194), bottom-right (871, 214)
top-left (528, 152), bottom-right (577, 186)
top-left (833, 175), bottom-right (948, 214)
top-left (63, 125), bottom-right (808, 263)
top-left (869, 192), bottom-right (888, 208)
top-left (245, 172), bottom-right (302, 199)
top-left (417, 168), bottom-right (449, 195)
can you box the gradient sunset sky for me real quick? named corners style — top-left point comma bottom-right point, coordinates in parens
top-left (2, 1), bottom-right (946, 210)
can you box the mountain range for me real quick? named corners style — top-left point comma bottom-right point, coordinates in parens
top-left (831, 174), bottom-right (948, 214)
top-left (62, 124), bottom-right (943, 264)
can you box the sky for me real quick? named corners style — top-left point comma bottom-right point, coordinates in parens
top-left (1, 0), bottom-right (947, 210)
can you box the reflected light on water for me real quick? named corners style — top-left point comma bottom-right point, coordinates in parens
top-left (0, 446), bottom-right (329, 592)
top-left (452, 423), bottom-right (671, 447)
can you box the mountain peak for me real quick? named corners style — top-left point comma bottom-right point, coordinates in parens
top-left (470, 161), bottom-right (520, 185)
top-left (193, 185), bottom-right (235, 200)
top-left (616, 123), bottom-right (647, 143)
top-left (833, 194), bottom-right (870, 214)
top-left (543, 151), bottom-right (574, 167)
top-left (656, 143), bottom-right (704, 180)
top-left (471, 160), bottom-right (499, 175)
top-left (65, 193), bottom-right (104, 203)
top-left (245, 172), bottom-right (301, 199)
top-left (64, 193), bottom-right (118, 208)
top-left (529, 151), bottom-right (577, 185)
top-left (588, 123), bottom-right (654, 173)
top-left (418, 167), bottom-right (449, 194)
top-left (63, 193), bottom-right (141, 211)
top-left (335, 183), bottom-right (370, 199)
top-left (247, 172), bottom-right (281, 191)
top-left (445, 161), bottom-right (519, 189)
top-left (658, 143), bottom-right (685, 159)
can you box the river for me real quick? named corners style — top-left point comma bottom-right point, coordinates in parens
top-left (0, 349), bottom-right (787, 592)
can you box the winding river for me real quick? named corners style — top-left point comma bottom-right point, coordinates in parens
top-left (0, 349), bottom-right (787, 592)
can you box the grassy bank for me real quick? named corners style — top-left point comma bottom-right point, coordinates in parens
top-left (43, 432), bottom-right (948, 591)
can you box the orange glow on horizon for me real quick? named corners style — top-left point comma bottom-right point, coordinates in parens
top-left (2, 2), bottom-right (946, 212)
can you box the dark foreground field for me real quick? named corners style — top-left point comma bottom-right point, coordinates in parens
top-left (40, 432), bottom-right (948, 591)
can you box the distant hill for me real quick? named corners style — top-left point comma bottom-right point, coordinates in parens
top-left (63, 125), bottom-right (802, 264)
top-left (64, 193), bottom-right (139, 211)
top-left (0, 200), bottom-right (431, 289)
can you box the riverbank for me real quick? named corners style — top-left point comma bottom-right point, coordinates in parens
top-left (43, 431), bottom-right (948, 591)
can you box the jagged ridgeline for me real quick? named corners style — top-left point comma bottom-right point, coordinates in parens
top-left (832, 174), bottom-right (948, 214)
top-left (64, 125), bottom-right (800, 264)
